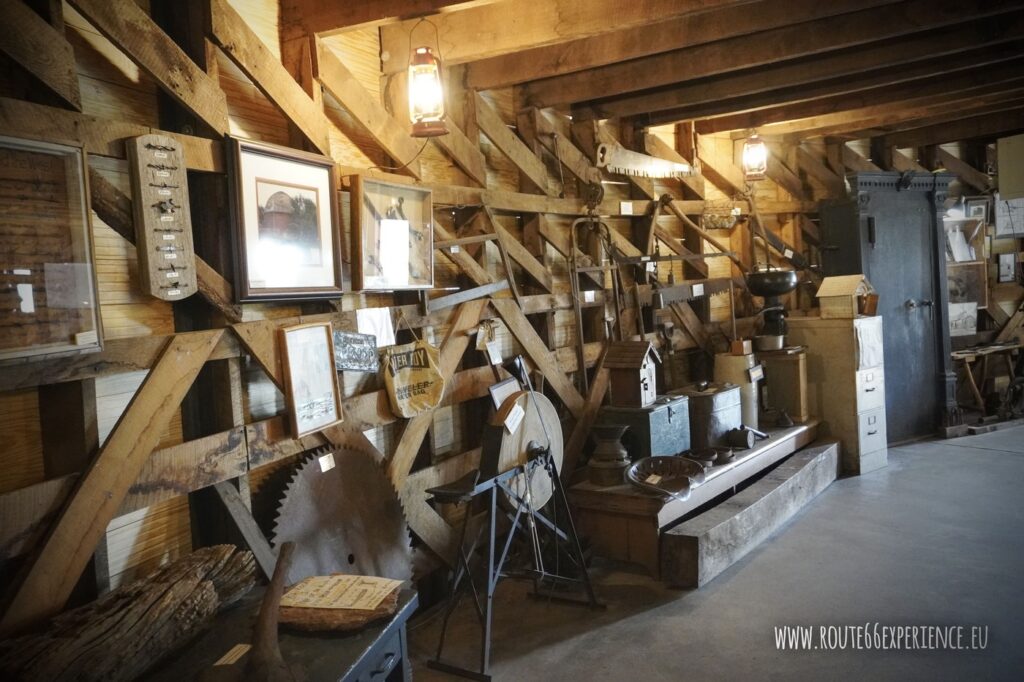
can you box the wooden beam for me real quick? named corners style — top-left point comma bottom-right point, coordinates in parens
top-left (0, 97), bottom-right (222, 172)
top-left (283, 0), bottom-right (498, 35)
top-left (0, 330), bottom-right (225, 636)
top-left (386, 300), bottom-right (487, 490)
top-left (526, 0), bottom-right (1024, 109)
top-left (644, 133), bottom-right (705, 198)
top-left (837, 98), bottom-right (1024, 142)
top-left (935, 148), bottom-right (994, 192)
top-left (491, 298), bottom-right (585, 418)
top-left (766, 147), bottom-right (808, 200)
top-left (213, 481), bottom-right (277, 580)
top-left (315, 39), bottom-right (423, 178)
top-left (434, 223), bottom-right (496, 286)
top-left (841, 145), bottom-right (882, 172)
top-left (695, 58), bottom-right (1024, 134)
top-left (585, 14), bottom-right (1024, 120)
top-left (0, 476), bottom-right (77, 563)
top-left (561, 355), bottom-right (609, 481)
top-left (433, 117), bottom-right (489, 187)
top-left (69, 0), bottom-right (228, 134)
top-left (485, 209), bottom-right (554, 292)
top-left (464, 0), bottom-right (899, 90)
top-left (0, 0), bottom-right (80, 109)
top-left (884, 110), bottom-right (1024, 148)
top-left (208, 0), bottom-right (331, 153)
top-left (696, 135), bottom-right (747, 197)
top-left (795, 146), bottom-right (845, 197)
top-left (532, 110), bottom-right (600, 185)
top-left (379, 0), bottom-right (754, 73)
top-left (473, 92), bottom-right (552, 195)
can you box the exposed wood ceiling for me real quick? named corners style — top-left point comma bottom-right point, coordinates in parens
top-left (296, 0), bottom-right (1024, 146)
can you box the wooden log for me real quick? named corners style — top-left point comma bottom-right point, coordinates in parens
top-left (661, 441), bottom-right (838, 588)
top-left (0, 545), bottom-right (255, 681)
top-left (68, 0), bottom-right (228, 134)
top-left (0, 0), bottom-right (80, 109)
top-left (0, 330), bottom-right (225, 636)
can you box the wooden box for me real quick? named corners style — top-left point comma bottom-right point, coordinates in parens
top-left (606, 341), bottom-right (659, 408)
top-left (760, 351), bottom-right (809, 423)
top-left (816, 274), bottom-right (876, 319)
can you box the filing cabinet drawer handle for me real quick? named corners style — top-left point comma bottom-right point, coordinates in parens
top-left (867, 430), bottom-right (878, 436)
top-left (865, 387), bottom-right (876, 392)
top-left (371, 652), bottom-right (397, 676)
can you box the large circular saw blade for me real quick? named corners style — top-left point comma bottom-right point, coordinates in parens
top-left (272, 448), bottom-right (413, 586)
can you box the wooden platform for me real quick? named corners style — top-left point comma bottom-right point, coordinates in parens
top-left (569, 421), bottom-right (819, 577)
top-left (661, 440), bottom-right (838, 588)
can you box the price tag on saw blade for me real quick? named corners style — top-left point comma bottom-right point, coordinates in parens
top-left (318, 452), bottom-right (336, 472)
top-left (784, 248), bottom-right (794, 259)
top-left (693, 283), bottom-right (705, 297)
top-left (504, 403), bottom-right (525, 434)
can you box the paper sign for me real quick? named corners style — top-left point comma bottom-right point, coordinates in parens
top-left (214, 644), bottom-right (251, 666)
top-left (318, 452), bottom-right (336, 472)
top-left (646, 474), bottom-right (663, 485)
top-left (356, 307), bottom-right (396, 347)
top-left (379, 219), bottom-right (411, 287)
top-left (584, 290), bottom-right (595, 303)
top-left (486, 340), bottom-right (503, 365)
top-left (450, 244), bottom-right (461, 254)
top-left (281, 574), bottom-right (402, 611)
top-left (504, 403), bottom-right (525, 434)
top-left (784, 248), bottom-right (794, 259)
top-left (748, 365), bottom-right (765, 382)
top-left (620, 201), bottom-right (633, 215)
top-left (692, 283), bottom-right (705, 297)
top-left (646, 261), bottom-right (657, 273)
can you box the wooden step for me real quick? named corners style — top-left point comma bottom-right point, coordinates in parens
top-left (661, 441), bottom-right (839, 588)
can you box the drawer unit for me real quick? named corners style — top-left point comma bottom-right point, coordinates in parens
top-left (855, 367), bottom-right (885, 412)
top-left (857, 407), bottom-right (887, 455)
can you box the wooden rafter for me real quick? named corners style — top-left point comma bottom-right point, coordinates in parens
top-left (473, 91), bottom-right (553, 196)
top-left (464, 0), bottom-right (900, 90)
top-left (282, 0), bottom-right (498, 36)
top-left (883, 110), bottom-right (1024, 148)
top-left (521, 0), bottom-right (1024, 108)
top-left (581, 16), bottom-right (1024, 121)
top-left (0, 0), bottom-right (81, 110)
top-left (825, 98), bottom-right (1024, 142)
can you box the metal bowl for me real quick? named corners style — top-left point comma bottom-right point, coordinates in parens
top-left (746, 269), bottom-right (798, 298)
top-left (754, 334), bottom-right (784, 351)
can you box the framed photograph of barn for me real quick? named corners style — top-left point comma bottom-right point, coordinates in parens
top-left (227, 137), bottom-right (344, 301)
top-left (279, 321), bottom-right (344, 437)
top-left (0, 135), bottom-right (102, 362)
top-left (351, 175), bottom-right (433, 291)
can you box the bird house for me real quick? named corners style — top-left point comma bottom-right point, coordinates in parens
top-left (816, 274), bottom-right (878, 319)
top-left (606, 341), bottom-right (660, 408)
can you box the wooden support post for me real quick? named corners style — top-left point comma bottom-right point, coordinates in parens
top-left (0, 0), bottom-right (81, 110)
top-left (561, 354), bottom-right (609, 481)
top-left (0, 330), bottom-right (225, 636)
top-left (474, 91), bottom-right (552, 195)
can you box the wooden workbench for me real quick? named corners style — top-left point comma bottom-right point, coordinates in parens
top-left (569, 421), bottom-right (819, 577)
top-left (951, 341), bottom-right (1022, 414)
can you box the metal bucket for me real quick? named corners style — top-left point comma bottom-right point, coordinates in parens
top-left (670, 381), bottom-right (742, 451)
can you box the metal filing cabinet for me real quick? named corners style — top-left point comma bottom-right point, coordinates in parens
top-left (787, 315), bottom-right (887, 475)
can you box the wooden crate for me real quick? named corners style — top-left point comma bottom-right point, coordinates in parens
top-left (761, 351), bottom-right (810, 423)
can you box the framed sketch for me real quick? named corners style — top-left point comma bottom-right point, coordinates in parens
top-left (964, 197), bottom-right (989, 224)
top-left (228, 137), bottom-right (343, 301)
top-left (279, 322), bottom-right (344, 437)
top-left (947, 261), bottom-right (988, 310)
top-left (351, 175), bottom-right (433, 291)
top-left (0, 135), bottom-right (102, 362)
top-left (994, 193), bottom-right (1024, 239)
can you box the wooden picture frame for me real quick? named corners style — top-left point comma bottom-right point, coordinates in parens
top-left (965, 197), bottom-right (989, 225)
top-left (228, 137), bottom-right (344, 301)
top-left (0, 135), bottom-right (102, 362)
top-left (279, 322), bottom-right (344, 437)
top-left (947, 260), bottom-right (988, 310)
top-left (350, 175), bottom-right (434, 291)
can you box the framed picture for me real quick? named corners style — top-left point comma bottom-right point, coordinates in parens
top-left (994, 193), bottom-right (1024, 239)
top-left (947, 261), bottom-right (988, 309)
top-left (351, 175), bottom-right (433, 291)
top-left (279, 322), bottom-right (344, 437)
top-left (0, 135), bottom-right (102, 362)
top-left (228, 137), bottom-right (343, 301)
top-left (965, 197), bottom-right (989, 224)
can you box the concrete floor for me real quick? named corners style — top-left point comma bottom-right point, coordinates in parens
top-left (408, 427), bottom-right (1024, 681)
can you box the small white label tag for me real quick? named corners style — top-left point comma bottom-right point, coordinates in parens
top-left (163, 252), bottom-right (178, 260)
top-left (162, 233), bottom-right (176, 240)
top-left (214, 644), bottom-right (251, 666)
top-left (784, 248), bottom-right (794, 259)
top-left (319, 452), bottom-right (336, 472)
top-left (156, 171), bottom-right (170, 178)
top-left (158, 189), bottom-right (171, 196)
top-left (620, 201), bottom-right (633, 215)
top-left (166, 288), bottom-right (182, 296)
top-left (504, 403), bottom-right (525, 434)
top-left (154, 151), bottom-right (168, 159)
top-left (486, 339), bottom-right (503, 365)
top-left (693, 283), bottom-right (705, 297)
top-left (166, 271), bottom-right (179, 279)
top-left (748, 365), bottom-right (765, 382)
top-left (584, 290), bottom-right (595, 303)
top-left (646, 261), bottom-right (656, 273)
top-left (646, 474), bottom-right (663, 485)
top-left (74, 330), bottom-right (98, 346)
top-left (450, 244), bottom-right (460, 254)
top-left (160, 215), bottom-right (174, 222)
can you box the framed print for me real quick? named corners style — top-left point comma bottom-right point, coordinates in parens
top-left (994, 193), bottom-right (1024, 239)
top-left (351, 175), bottom-right (433, 291)
top-left (228, 137), bottom-right (344, 301)
top-left (947, 261), bottom-right (988, 309)
top-left (0, 135), bottom-right (102, 362)
top-left (280, 322), bottom-right (344, 437)
top-left (965, 197), bottom-right (989, 225)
